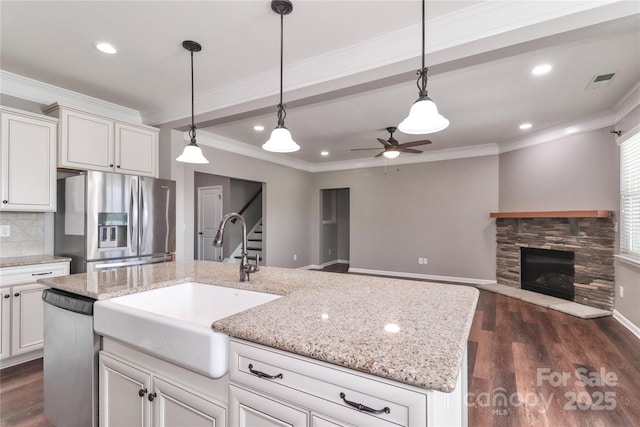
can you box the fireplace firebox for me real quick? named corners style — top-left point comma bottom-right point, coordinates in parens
top-left (521, 247), bottom-right (575, 301)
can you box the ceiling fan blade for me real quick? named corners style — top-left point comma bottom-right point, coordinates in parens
top-left (374, 151), bottom-right (385, 158)
top-left (350, 148), bottom-right (382, 151)
top-left (377, 138), bottom-right (391, 147)
top-left (398, 140), bottom-right (432, 148)
top-left (398, 148), bottom-right (423, 154)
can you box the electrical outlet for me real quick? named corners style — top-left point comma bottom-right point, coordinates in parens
top-left (423, 257), bottom-right (428, 265)
top-left (418, 257), bottom-right (423, 265)
top-left (620, 286), bottom-right (624, 298)
top-left (293, 254), bottom-right (297, 261)
top-left (328, 249), bottom-right (332, 255)
top-left (0, 225), bottom-right (10, 237)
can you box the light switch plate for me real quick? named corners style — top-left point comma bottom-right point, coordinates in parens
top-left (0, 225), bottom-right (10, 237)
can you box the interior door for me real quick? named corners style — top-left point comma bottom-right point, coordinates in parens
top-left (197, 186), bottom-right (223, 261)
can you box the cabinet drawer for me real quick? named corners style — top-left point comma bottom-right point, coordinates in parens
top-left (230, 340), bottom-right (427, 427)
top-left (0, 262), bottom-right (70, 287)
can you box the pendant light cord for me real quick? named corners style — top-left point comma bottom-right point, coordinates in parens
top-left (416, 0), bottom-right (428, 98)
top-left (189, 48), bottom-right (197, 143)
top-left (277, 12), bottom-right (287, 126)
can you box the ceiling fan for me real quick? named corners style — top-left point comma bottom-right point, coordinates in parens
top-left (350, 127), bottom-right (432, 159)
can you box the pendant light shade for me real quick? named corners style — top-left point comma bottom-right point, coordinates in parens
top-left (263, 126), bottom-right (300, 153)
top-left (177, 40), bottom-right (209, 164)
top-left (263, 0), bottom-right (300, 153)
top-left (398, 96), bottom-right (449, 134)
top-left (398, 0), bottom-right (449, 135)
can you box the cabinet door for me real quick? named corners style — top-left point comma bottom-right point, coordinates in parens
top-left (59, 109), bottom-right (114, 171)
top-left (115, 123), bottom-right (158, 177)
top-left (100, 353), bottom-right (152, 427)
top-left (230, 384), bottom-right (308, 427)
top-left (10, 283), bottom-right (47, 356)
top-left (0, 111), bottom-right (57, 211)
top-left (0, 289), bottom-right (10, 360)
top-left (311, 414), bottom-right (355, 427)
top-left (153, 376), bottom-right (226, 427)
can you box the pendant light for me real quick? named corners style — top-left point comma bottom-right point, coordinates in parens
top-left (177, 40), bottom-right (209, 164)
top-left (262, 0), bottom-right (300, 153)
top-left (398, 0), bottom-right (449, 135)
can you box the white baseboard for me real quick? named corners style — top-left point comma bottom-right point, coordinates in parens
top-left (613, 309), bottom-right (640, 340)
top-left (347, 268), bottom-right (497, 285)
top-left (299, 260), bottom-right (350, 270)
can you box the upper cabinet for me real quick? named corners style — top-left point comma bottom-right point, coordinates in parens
top-left (0, 107), bottom-right (57, 212)
top-left (45, 104), bottom-right (158, 178)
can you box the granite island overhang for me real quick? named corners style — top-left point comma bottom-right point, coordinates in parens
top-left (38, 260), bottom-right (479, 393)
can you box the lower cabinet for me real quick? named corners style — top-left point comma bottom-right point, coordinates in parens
top-left (99, 350), bottom-right (227, 427)
top-left (0, 261), bottom-right (70, 368)
top-left (228, 339), bottom-right (437, 427)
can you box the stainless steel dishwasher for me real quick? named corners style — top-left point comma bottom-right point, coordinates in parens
top-left (42, 288), bottom-right (100, 427)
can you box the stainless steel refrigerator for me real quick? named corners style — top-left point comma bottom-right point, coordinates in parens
top-left (55, 171), bottom-right (176, 273)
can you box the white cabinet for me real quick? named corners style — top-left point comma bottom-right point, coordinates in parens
top-left (230, 383), bottom-right (308, 427)
top-left (229, 339), bottom-right (432, 427)
top-left (0, 261), bottom-right (70, 368)
top-left (99, 348), bottom-right (227, 427)
top-left (45, 104), bottom-right (158, 177)
top-left (0, 107), bottom-right (57, 212)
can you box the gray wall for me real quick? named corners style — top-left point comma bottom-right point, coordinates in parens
top-left (499, 127), bottom-right (619, 211)
top-left (313, 156), bottom-right (499, 280)
top-left (170, 130), bottom-right (313, 268)
top-left (614, 105), bottom-right (640, 330)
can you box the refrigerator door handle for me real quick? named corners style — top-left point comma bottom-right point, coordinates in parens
top-left (140, 179), bottom-right (146, 252)
top-left (130, 177), bottom-right (138, 254)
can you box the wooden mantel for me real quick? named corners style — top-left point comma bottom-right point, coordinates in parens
top-left (490, 210), bottom-right (612, 219)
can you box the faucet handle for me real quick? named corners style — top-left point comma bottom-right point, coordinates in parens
top-left (253, 254), bottom-right (260, 271)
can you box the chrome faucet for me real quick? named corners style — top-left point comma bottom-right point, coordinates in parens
top-left (213, 213), bottom-right (259, 282)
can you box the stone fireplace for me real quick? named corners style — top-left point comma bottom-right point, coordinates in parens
top-left (492, 211), bottom-right (615, 311)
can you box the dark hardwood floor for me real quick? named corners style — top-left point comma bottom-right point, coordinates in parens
top-left (1, 285), bottom-right (639, 426)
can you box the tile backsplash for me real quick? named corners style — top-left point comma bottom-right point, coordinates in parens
top-left (0, 212), bottom-right (45, 257)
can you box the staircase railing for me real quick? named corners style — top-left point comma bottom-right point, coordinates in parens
top-left (231, 187), bottom-right (263, 224)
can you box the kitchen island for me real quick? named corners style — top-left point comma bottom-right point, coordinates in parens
top-left (39, 260), bottom-right (478, 426)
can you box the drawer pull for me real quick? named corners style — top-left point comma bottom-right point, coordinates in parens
top-left (32, 271), bottom-right (53, 276)
top-left (339, 392), bottom-right (390, 415)
top-left (248, 363), bottom-right (283, 380)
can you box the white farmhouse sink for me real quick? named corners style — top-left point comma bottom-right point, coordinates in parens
top-left (93, 282), bottom-right (281, 378)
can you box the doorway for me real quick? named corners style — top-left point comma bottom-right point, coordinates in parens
top-left (320, 188), bottom-right (350, 268)
top-left (197, 186), bottom-right (223, 261)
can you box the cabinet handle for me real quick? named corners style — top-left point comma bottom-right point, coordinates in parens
top-left (3, 294), bottom-right (9, 299)
top-left (148, 392), bottom-right (157, 402)
top-left (339, 392), bottom-right (390, 415)
top-left (248, 364), bottom-right (283, 380)
top-left (138, 388), bottom-right (147, 397)
top-left (32, 271), bottom-right (53, 276)
top-left (2, 200), bottom-right (7, 204)
top-left (14, 293), bottom-right (20, 297)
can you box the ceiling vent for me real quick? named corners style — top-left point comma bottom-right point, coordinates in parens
top-left (585, 73), bottom-right (616, 90)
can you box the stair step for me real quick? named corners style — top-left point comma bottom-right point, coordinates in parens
top-left (253, 231), bottom-right (262, 234)
top-left (234, 255), bottom-right (259, 261)
top-left (247, 247), bottom-right (262, 251)
top-left (248, 238), bottom-right (262, 242)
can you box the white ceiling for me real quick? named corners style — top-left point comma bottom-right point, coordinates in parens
top-left (1, 1), bottom-right (639, 167)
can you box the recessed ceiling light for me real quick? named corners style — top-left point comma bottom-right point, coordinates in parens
top-left (321, 151), bottom-right (329, 156)
top-left (531, 64), bottom-right (552, 76)
top-left (253, 125), bottom-right (265, 132)
top-left (519, 123), bottom-right (532, 130)
top-left (96, 42), bottom-right (117, 54)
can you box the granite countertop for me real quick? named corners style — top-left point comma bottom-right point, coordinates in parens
top-left (0, 255), bottom-right (72, 269)
top-left (38, 260), bottom-right (478, 393)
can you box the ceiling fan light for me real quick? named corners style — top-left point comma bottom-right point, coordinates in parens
top-left (176, 142), bottom-right (209, 164)
top-left (262, 126), bottom-right (300, 153)
top-left (398, 97), bottom-right (449, 135)
top-left (383, 150), bottom-right (400, 159)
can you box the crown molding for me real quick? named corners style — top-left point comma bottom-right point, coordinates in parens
top-left (613, 81), bottom-right (640, 123)
top-left (0, 70), bottom-right (142, 123)
top-left (498, 110), bottom-right (616, 154)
